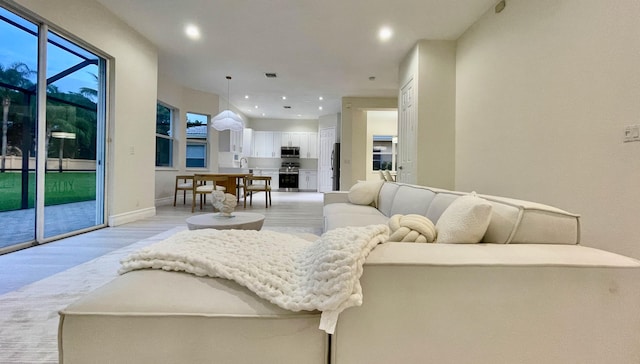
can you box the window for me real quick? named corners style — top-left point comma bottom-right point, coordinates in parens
top-left (185, 112), bottom-right (208, 168)
top-left (155, 102), bottom-right (173, 167)
top-left (372, 135), bottom-right (397, 171)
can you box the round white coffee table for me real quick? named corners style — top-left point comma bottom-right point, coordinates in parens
top-left (186, 212), bottom-right (265, 231)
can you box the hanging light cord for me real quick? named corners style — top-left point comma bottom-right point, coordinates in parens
top-left (226, 76), bottom-right (231, 110)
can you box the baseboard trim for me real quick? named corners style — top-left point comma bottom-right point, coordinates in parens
top-left (155, 196), bottom-right (175, 206)
top-left (108, 207), bottom-right (156, 226)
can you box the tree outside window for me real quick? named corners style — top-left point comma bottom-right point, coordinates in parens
top-left (155, 102), bottom-right (173, 167)
top-left (185, 112), bottom-right (208, 168)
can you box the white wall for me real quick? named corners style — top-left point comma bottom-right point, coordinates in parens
top-left (13, 0), bottom-right (159, 225)
top-left (366, 110), bottom-right (398, 181)
top-left (456, 0), bottom-right (640, 258)
top-left (399, 40), bottom-right (456, 189)
top-left (155, 72), bottom-right (225, 205)
top-left (319, 113), bottom-right (340, 138)
top-left (341, 97), bottom-right (398, 189)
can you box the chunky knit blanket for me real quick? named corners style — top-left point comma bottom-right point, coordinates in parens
top-left (119, 225), bottom-right (389, 333)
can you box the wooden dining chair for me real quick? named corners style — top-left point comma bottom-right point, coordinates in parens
top-left (384, 170), bottom-right (396, 182)
top-left (173, 175), bottom-right (194, 206)
top-left (236, 175), bottom-right (248, 203)
top-left (191, 175), bottom-right (228, 213)
top-left (243, 175), bottom-right (272, 208)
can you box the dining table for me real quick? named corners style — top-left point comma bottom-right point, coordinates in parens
top-left (194, 173), bottom-right (253, 197)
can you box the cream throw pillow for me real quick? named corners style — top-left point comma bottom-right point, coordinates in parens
top-left (435, 192), bottom-right (493, 244)
top-left (348, 180), bottom-right (384, 206)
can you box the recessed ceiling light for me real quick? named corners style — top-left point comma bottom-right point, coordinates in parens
top-left (378, 26), bottom-right (393, 41)
top-left (282, 96), bottom-right (287, 100)
top-left (261, 113), bottom-right (266, 116)
top-left (297, 114), bottom-right (302, 117)
top-left (244, 95), bottom-right (249, 99)
top-left (319, 96), bottom-right (323, 101)
top-left (254, 105), bottom-right (259, 109)
top-left (185, 24), bottom-right (201, 40)
top-left (318, 106), bottom-right (323, 110)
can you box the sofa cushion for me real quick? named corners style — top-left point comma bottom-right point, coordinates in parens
top-left (324, 212), bottom-right (388, 231)
top-left (324, 202), bottom-right (385, 217)
top-left (480, 195), bottom-right (580, 244)
top-left (377, 183), bottom-right (400, 216)
top-left (348, 180), bottom-right (384, 206)
top-left (435, 193), bottom-right (493, 244)
top-left (59, 270), bottom-right (326, 364)
top-left (425, 193), bottom-right (462, 223)
top-left (389, 185), bottom-right (437, 217)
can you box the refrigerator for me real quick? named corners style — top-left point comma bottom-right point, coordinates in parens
top-left (331, 143), bottom-right (340, 191)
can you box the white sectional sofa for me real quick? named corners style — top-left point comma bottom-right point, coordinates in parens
top-left (324, 182), bottom-right (581, 245)
top-left (58, 182), bottom-right (640, 364)
top-left (325, 182), bottom-right (640, 363)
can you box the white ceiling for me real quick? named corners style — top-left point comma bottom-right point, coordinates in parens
top-left (95, 0), bottom-right (496, 120)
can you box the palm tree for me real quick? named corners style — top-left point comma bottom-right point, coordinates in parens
top-left (0, 62), bottom-right (35, 172)
top-left (0, 62), bottom-right (35, 88)
top-left (79, 72), bottom-right (98, 102)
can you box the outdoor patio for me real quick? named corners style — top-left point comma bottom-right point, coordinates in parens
top-left (0, 200), bottom-right (97, 250)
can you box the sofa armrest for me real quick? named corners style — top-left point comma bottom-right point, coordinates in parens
top-left (323, 191), bottom-right (349, 205)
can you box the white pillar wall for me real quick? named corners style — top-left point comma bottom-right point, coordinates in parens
top-left (455, 0), bottom-right (640, 258)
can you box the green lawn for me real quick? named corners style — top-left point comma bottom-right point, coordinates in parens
top-left (0, 171), bottom-right (96, 212)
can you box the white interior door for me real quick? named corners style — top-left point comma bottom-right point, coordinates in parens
top-left (398, 78), bottom-right (417, 184)
top-left (318, 127), bottom-right (335, 192)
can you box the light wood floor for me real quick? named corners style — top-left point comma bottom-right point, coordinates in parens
top-left (0, 191), bottom-right (324, 295)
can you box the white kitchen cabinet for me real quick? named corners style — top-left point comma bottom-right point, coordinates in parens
top-left (218, 130), bottom-right (237, 153)
top-left (254, 130), bottom-right (320, 159)
top-left (281, 132), bottom-right (305, 148)
top-left (251, 132), bottom-right (264, 157)
top-left (253, 131), bottom-right (281, 158)
top-left (308, 132), bottom-right (318, 158)
top-left (299, 170), bottom-right (317, 191)
top-left (279, 132), bottom-right (318, 159)
top-left (272, 132), bottom-right (282, 157)
top-left (242, 128), bottom-right (253, 157)
top-left (281, 132), bottom-right (291, 147)
top-left (252, 131), bottom-right (272, 158)
top-left (218, 129), bottom-right (242, 153)
top-left (231, 130), bottom-right (243, 154)
top-left (290, 132), bottom-right (303, 148)
top-left (300, 132), bottom-right (318, 159)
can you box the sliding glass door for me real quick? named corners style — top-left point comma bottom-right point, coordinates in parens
top-left (0, 6), bottom-right (107, 253)
top-left (0, 8), bottom-right (37, 248)
top-left (43, 30), bottom-right (106, 239)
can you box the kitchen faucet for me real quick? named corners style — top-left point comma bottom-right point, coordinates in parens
top-left (239, 157), bottom-right (248, 168)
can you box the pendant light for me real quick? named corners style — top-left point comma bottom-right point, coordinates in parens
top-left (212, 76), bottom-right (244, 131)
